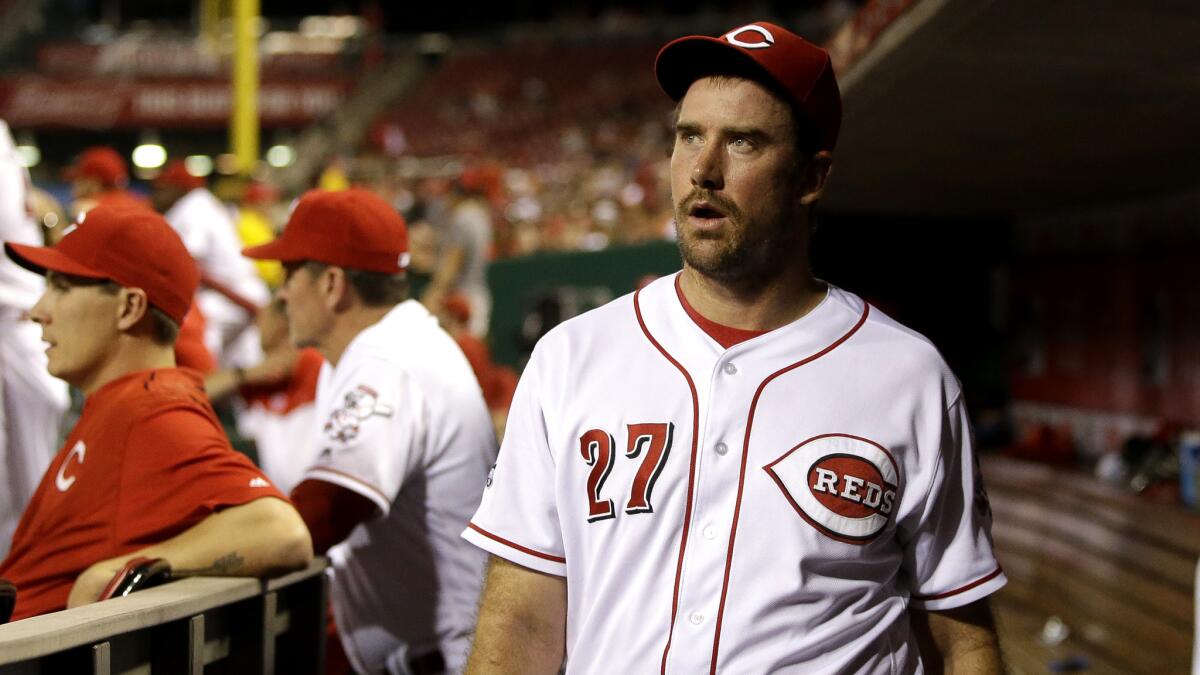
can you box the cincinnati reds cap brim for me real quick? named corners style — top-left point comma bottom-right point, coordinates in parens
top-left (655, 36), bottom-right (776, 101)
top-left (4, 242), bottom-right (108, 279)
top-left (655, 22), bottom-right (842, 151)
top-left (242, 237), bottom-right (308, 263)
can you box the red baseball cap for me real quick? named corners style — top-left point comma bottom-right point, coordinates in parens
top-left (4, 205), bottom-right (199, 325)
top-left (153, 159), bottom-right (204, 191)
top-left (64, 146), bottom-right (129, 187)
top-left (243, 188), bottom-right (409, 274)
top-left (655, 21), bottom-right (842, 151)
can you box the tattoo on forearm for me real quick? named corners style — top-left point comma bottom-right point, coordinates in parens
top-left (175, 552), bottom-right (246, 576)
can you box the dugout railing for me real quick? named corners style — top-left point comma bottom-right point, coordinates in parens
top-left (0, 558), bottom-right (328, 675)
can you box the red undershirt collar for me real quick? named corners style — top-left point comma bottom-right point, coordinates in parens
top-left (674, 276), bottom-right (769, 350)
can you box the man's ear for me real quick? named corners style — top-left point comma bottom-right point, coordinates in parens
top-left (322, 266), bottom-right (353, 312)
top-left (798, 151), bottom-right (834, 206)
top-left (114, 287), bottom-right (151, 332)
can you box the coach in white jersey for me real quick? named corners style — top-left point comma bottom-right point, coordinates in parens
top-left (463, 22), bottom-right (1006, 674)
top-left (245, 188), bottom-right (496, 675)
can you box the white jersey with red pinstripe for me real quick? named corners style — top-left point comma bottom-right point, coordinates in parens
top-left (463, 272), bottom-right (1005, 674)
top-left (307, 299), bottom-right (496, 674)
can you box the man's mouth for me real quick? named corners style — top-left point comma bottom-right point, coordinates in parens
top-left (689, 201), bottom-right (727, 220)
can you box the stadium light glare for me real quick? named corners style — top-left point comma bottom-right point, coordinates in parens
top-left (132, 143), bottom-right (167, 169)
top-left (185, 155), bottom-right (214, 177)
top-left (266, 144), bottom-right (296, 168)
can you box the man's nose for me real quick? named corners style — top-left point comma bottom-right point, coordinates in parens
top-left (28, 292), bottom-right (50, 325)
top-left (691, 143), bottom-right (725, 191)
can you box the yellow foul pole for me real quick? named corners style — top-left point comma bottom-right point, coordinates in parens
top-left (231, 0), bottom-right (259, 175)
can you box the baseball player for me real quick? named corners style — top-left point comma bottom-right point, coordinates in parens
top-left (422, 167), bottom-right (497, 339)
top-left (463, 22), bottom-right (1006, 674)
top-left (152, 160), bottom-right (270, 370)
top-left (206, 298), bottom-right (325, 495)
top-left (0, 120), bottom-right (70, 558)
top-left (243, 188), bottom-right (497, 674)
top-left (64, 146), bottom-right (150, 216)
top-left (62, 158), bottom-right (219, 376)
top-left (0, 204), bottom-right (312, 621)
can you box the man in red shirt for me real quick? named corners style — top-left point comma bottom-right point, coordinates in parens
top-left (0, 204), bottom-right (312, 621)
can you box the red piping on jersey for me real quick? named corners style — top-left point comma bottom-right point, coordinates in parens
top-left (467, 522), bottom-right (567, 564)
top-left (911, 566), bottom-right (1004, 601)
top-left (633, 287), bottom-right (702, 675)
top-left (709, 302), bottom-right (871, 674)
top-left (306, 465), bottom-right (392, 508)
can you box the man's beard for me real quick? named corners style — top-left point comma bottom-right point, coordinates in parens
top-left (674, 189), bottom-right (780, 283)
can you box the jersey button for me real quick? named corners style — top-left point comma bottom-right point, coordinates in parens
top-left (702, 525), bottom-right (716, 540)
top-left (689, 612), bottom-right (704, 625)
top-left (723, 362), bottom-right (738, 375)
top-left (714, 442), bottom-right (728, 456)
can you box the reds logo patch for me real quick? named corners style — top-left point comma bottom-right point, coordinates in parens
top-left (764, 434), bottom-right (900, 545)
top-left (324, 384), bottom-right (394, 443)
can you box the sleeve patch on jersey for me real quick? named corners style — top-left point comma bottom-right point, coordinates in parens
top-left (323, 384), bottom-right (394, 443)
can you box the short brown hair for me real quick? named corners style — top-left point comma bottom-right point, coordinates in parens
top-left (92, 278), bottom-right (180, 345)
top-left (300, 261), bottom-right (409, 307)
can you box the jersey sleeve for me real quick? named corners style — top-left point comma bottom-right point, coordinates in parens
top-left (902, 396), bottom-right (1006, 610)
top-left (462, 347), bottom-right (566, 576)
top-left (302, 357), bottom-right (415, 515)
top-left (116, 406), bottom-right (287, 547)
top-left (165, 203), bottom-right (210, 262)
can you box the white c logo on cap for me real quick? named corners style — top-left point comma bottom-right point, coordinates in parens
top-left (724, 24), bottom-right (775, 49)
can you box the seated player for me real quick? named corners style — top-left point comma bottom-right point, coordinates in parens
top-left (0, 204), bottom-right (312, 621)
top-left (244, 188), bottom-right (497, 675)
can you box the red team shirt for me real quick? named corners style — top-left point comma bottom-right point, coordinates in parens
top-left (0, 367), bottom-right (285, 621)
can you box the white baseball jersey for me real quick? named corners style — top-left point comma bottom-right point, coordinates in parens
top-left (307, 299), bottom-right (497, 674)
top-left (464, 273), bottom-right (1005, 674)
top-left (0, 119), bottom-right (70, 557)
top-left (163, 188), bottom-right (269, 368)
